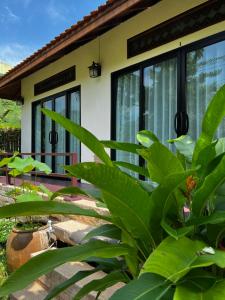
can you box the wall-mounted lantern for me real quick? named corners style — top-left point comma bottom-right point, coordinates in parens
top-left (88, 61), bottom-right (101, 78)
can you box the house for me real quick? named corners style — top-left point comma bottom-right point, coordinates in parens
top-left (0, 0), bottom-right (224, 174)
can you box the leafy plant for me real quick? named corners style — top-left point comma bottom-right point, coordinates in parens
top-left (1, 85), bottom-right (225, 298)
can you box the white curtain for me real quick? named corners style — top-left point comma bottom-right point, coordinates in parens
top-left (187, 40), bottom-right (225, 140)
top-left (144, 58), bottom-right (177, 145)
top-left (70, 91), bottom-right (80, 164)
top-left (116, 70), bottom-right (140, 168)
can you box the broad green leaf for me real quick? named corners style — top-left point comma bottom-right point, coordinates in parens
top-left (101, 140), bottom-right (144, 154)
top-left (142, 236), bottom-right (225, 283)
top-left (168, 135), bottom-right (195, 163)
top-left (188, 211), bottom-right (225, 226)
top-left (8, 157), bottom-right (34, 172)
top-left (32, 160), bottom-right (52, 174)
top-left (50, 186), bottom-right (88, 200)
top-left (138, 143), bottom-right (184, 184)
top-left (65, 162), bottom-right (156, 249)
top-left (44, 270), bottom-right (97, 300)
top-left (0, 240), bottom-right (132, 297)
top-left (73, 271), bottom-right (127, 300)
top-left (83, 224), bottom-right (121, 241)
top-left (141, 237), bottom-right (205, 282)
top-left (42, 108), bottom-right (112, 166)
top-left (114, 161), bottom-right (149, 177)
top-left (149, 170), bottom-right (195, 240)
top-left (161, 219), bottom-right (194, 240)
top-left (85, 257), bottom-right (124, 272)
top-left (110, 273), bottom-right (172, 300)
top-left (174, 278), bottom-right (225, 300)
top-left (0, 201), bottom-right (109, 221)
top-left (193, 84), bottom-right (225, 165)
top-left (136, 130), bottom-right (159, 147)
top-left (15, 192), bottom-right (44, 203)
top-left (192, 154), bottom-right (225, 216)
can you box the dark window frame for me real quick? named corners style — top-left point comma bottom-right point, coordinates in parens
top-left (111, 30), bottom-right (225, 160)
top-left (32, 85), bottom-right (81, 173)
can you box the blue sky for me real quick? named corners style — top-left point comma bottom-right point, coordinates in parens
top-left (0, 0), bottom-right (106, 66)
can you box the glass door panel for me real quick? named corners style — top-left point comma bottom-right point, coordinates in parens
top-left (115, 70), bottom-right (140, 175)
top-left (70, 91), bottom-right (80, 164)
top-left (43, 100), bottom-right (53, 168)
top-left (33, 103), bottom-right (41, 161)
top-left (55, 95), bottom-right (66, 173)
top-left (186, 40), bottom-right (225, 140)
top-left (144, 58), bottom-right (177, 146)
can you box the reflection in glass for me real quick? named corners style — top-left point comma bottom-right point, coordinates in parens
top-left (187, 40), bottom-right (225, 140)
top-left (34, 103), bottom-right (41, 162)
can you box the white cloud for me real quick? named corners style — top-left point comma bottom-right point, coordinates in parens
top-left (0, 6), bottom-right (20, 24)
top-left (0, 43), bottom-right (34, 66)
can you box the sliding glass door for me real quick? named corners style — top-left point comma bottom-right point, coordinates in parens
top-left (32, 87), bottom-right (80, 174)
top-left (113, 32), bottom-right (225, 174)
top-left (186, 39), bottom-right (225, 140)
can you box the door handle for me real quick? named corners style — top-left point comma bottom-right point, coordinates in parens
top-left (55, 131), bottom-right (58, 144)
top-left (48, 131), bottom-right (53, 144)
top-left (174, 112), bottom-right (189, 136)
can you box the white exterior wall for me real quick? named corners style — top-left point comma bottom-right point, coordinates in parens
top-left (21, 0), bottom-right (225, 162)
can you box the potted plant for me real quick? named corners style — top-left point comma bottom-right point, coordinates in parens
top-left (1, 85), bottom-right (225, 298)
top-left (0, 156), bottom-right (54, 272)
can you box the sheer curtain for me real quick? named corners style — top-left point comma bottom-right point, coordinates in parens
top-left (144, 58), bottom-right (177, 145)
top-left (187, 40), bottom-right (225, 140)
top-left (70, 91), bottom-right (80, 164)
top-left (116, 70), bottom-right (140, 167)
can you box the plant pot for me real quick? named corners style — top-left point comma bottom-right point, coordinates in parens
top-left (6, 224), bottom-right (50, 272)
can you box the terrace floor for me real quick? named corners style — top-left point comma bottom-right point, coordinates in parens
top-left (0, 175), bottom-right (92, 201)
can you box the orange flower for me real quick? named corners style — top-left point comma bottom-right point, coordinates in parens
top-left (186, 176), bottom-right (196, 193)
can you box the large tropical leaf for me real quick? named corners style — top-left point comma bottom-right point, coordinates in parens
top-left (136, 130), bottom-right (159, 147)
top-left (192, 154), bottom-right (225, 216)
top-left (174, 278), bottom-right (225, 300)
top-left (138, 142), bottom-right (184, 184)
top-left (42, 108), bottom-right (112, 166)
top-left (141, 236), bottom-right (225, 283)
top-left (65, 162), bottom-right (156, 249)
top-left (101, 140), bottom-right (144, 154)
top-left (73, 271), bottom-right (127, 300)
top-left (110, 273), bottom-right (172, 300)
top-left (168, 135), bottom-right (195, 163)
top-left (0, 201), bottom-right (108, 221)
top-left (188, 211), bottom-right (225, 226)
top-left (149, 170), bottom-right (195, 239)
top-left (161, 219), bottom-right (194, 240)
top-left (0, 240), bottom-right (132, 297)
top-left (83, 224), bottom-right (121, 241)
top-left (193, 84), bottom-right (225, 165)
top-left (114, 161), bottom-right (149, 177)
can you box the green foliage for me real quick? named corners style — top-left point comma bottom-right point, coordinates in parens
top-left (0, 99), bottom-right (21, 129)
top-left (0, 220), bottom-right (15, 245)
top-left (2, 85), bottom-right (225, 298)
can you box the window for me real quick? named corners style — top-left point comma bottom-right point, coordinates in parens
top-left (112, 32), bottom-right (225, 166)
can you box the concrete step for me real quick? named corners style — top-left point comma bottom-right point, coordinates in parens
top-left (10, 281), bottom-right (48, 300)
top-left (38, 261), bottom-right (124, 300)
top-left (52, 220), bottom-right (95, 245)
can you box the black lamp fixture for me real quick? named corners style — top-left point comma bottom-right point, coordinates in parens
top-left (88, 61), bottom-right (101, 78)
